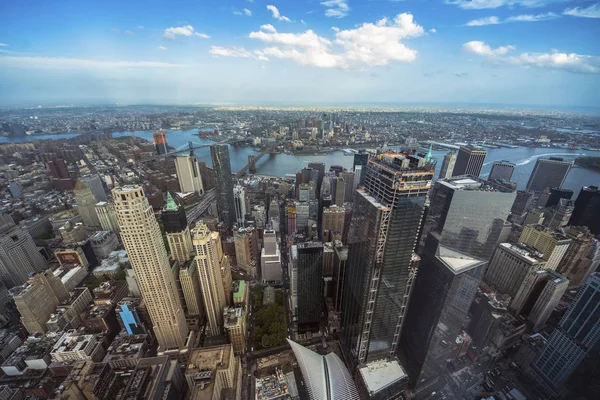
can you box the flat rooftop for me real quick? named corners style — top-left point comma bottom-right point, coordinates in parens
top-left (437, 245), bottom-right (486, 273)
top-left (359, 359), bottom-right (407, 395)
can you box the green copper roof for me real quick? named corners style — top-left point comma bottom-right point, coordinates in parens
top-left (426, 144), bottom-right (433, 161)
top-left (233, 280), bottom-right (245, 299)
top-left (166, 192), bottom-right (178, 211)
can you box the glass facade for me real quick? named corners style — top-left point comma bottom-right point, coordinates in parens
top-left (341, 152), bottom-right (434, 371)
top-left (210, 145), bottom-right (236, 228)
top-left (297, 242), bottom-right (324, 333)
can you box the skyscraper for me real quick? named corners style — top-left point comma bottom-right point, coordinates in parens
top-left (399, 236), bottom-right (487, 386)
top-left (0, 214), bottom-right (47, 288)
top-left (341, 171), bottom-right (355, 203)
top-left (175, 154), bottom-right (204, 195)
top-left (297, 242), bottom-right (323, 333)
top-left (46, 158), bottom-right (74, 190)
top-left (526, 157), bottom-right (572, 193)
top-left (233, 185), bottom-right (246, 225)
top-left (341, 151), bottom-right (434, 372)
top-left (153, 131), bottom-right (168, 155)
top-left (569, 185), bottom-right (600, 234)
top-left (322, 205), bottom-right (345, 242)
top-left (210, 144), bottom-right (236, 228)
top-left (529, 273), bottom-right (600, 395)
top-left (192, 222), bottom-right (227, 336)
top-left (113, 185), bottom-right (188, 350)
top-left (489, 160), bottom-right (515, 182)
top-left (484, 243), bottom-right (546, 297)
top-left (308, 162), bottom-right (325, 194)
top-left (162, 193), bottom-right (193, 263)
top-left (261, 230), bottom-right (282, 283)
top-left (81, 174), bottom-right (108, 202)
top-left (427, 176), bottom-right (516, 261)
top-left (179, 262), bottom-right (204, 317)
top-left (333, 176), bottom-right (345, 206)
top-left (519, 224), bottom-right (571, 271)
top-left (95, 201), bottom-right (118, 232)
top-left (452, 146), bottom-right (487, 177)
top-left (234, 227), bottom-right (259, 278)
top-left (74, 179), bottom-right (101, 227)
top-left (438, 151), bottom-right (456, 180)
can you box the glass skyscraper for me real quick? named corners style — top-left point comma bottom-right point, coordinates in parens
top-left (210, 144), bottom-right (236, 228)
top-left (529, 273), bottom-right (600, 395)
top-left (341, 151), bottom-right (435, 372)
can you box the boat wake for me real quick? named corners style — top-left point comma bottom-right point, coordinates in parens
top-left (515, 152), bottom-right (587, 166)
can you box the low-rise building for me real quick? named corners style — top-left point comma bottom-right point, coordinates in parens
top-left (102, 333), bottom-right (149, 368)
top-left (223, 307), bottom-right (246, 355)
top-left (90, 230), bottom-right (120, 259)
top-left (185, 344), bottom-right (242, 400)
top-left (92, 250), bottom-right (128, 277)
top-left (51, 330), bottom-right (106, 363)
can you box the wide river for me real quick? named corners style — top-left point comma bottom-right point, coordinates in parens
top-left (2, 129), bottom-right (599, 193)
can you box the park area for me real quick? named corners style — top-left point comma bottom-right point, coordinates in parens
top-left (252, 284), bottom-right (287, 350)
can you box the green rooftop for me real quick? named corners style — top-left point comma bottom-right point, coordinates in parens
top-left (233, 280), bottom-right (246, 299)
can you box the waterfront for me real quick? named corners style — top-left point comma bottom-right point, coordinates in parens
top-left (2, 129), bottom-right (599, 193)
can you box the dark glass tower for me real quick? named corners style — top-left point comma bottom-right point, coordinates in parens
top-left (340, 152), bottom-right (435, 372)
top-left (526, 157), bottom-right (572, 193)
top-left (161, 192), bottom-right (187, 233)
top-left (569, 185), bottom-right (600, 234)
top-left (452, 146), bottom-right (487, 177)
top-left (210, 144), bottom-right (236, 228)
top-left (426, 176), bottom-right (516, 261)
top-left (297, 242), bottom-right (324, 333)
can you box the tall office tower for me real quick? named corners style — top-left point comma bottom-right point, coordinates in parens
top-left (529, 273), bottom-right (600, 395)
top-left (332, 241), bottom-right (348, 312)
top-left (341, 171), bottom-right (355, 203)
top-left (46, 158), bottom-right (75, 190)
top-left (221, 253), bottom-right (232, 306)
top-left (234, 227), bottom-right (259, 278)
top-left (162, 193), bottom-right (193, 263)
top-left (223, 306), bottom-right (246, 354)
top-left (233, 185), bottom-right (246, 225)
top-left (438, 151), bottom-right (457, 180)
top-left (192, 222), bottom-right (227, 335)
top-left (527, 271), bottom-right (568, 331)
top-left (308, 162), bottom-right (325, 194)
top-left (153, 131), bottom-right (168, 155)
top-left (268, 198), bottom-right (280, 232)
top-left (286, 201), bottom-right (297, 235)
top-left (296, 202), bottom-right (310, 234)
top-left (341, 152), bottom-right (434, 373)
top-left (353, 151), bottom-right (369, 171)
top-left (297, 242), bottom-right (324, 333)
top-left (261, 230), bottom-right (282, 283)
top-left (81, 174), bottom-right (108, 202)
top-left (484, 243), bottom-right (546, 297)
top-left (451, 146), bottom-right (487, 177)
top-left (12, 270), bottom-right (69, 334)
top-left (519, 224), bottom-right (571, 271)
top-left (543, 198), bottom-right (574, 229)
top-left (333, 176), bottom-right (345, 206)
top-left (74, 179), bottom-right (101, 227)
top-left (427, 176), bottom-right (516, 261)
top-left (113, 186), bottom-right (188, 350)
top-left (179, 262), bottom-right (204, 317)
top-left (95, 202), bottom-right (118, 232)
top-left (354, 165), bottom-right (363, 189)
top-left (298, 183), bottom-right (314, 202)
top-left (0, 214), bottom-right (47, 288)
top-left (468, 291), bottom-right (509, 348)
top-left (569, 185), bottom-right (600, 234)
top-left (489, 160), bottom-right (515, 181)
top-left (210, 144), bottom-right (236, 228)
top-left (539, 187), bottom-right (573, 208)
top-left (400, 236), bottom-right (487, 385)
top-left (322, 205), bottom-right (345, 242)
top-left (526, 157), bottom-right (572, 192)
top-left (175, 153), bottom-right (204, 195)
top-left (558, 226), bottom-right (597, 287)
top-left (289, 245), bottom-right (298, 318)
top-left (511, 190), bottom-right (534, 219)
top-left (287, 339), bottom-right (360, 400)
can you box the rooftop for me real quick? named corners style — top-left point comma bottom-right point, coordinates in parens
top-left (359, 359), bottom-right (408, 395)
top-left (439, 175), bottom-right (514, 193)
top-left (437, 245), bottom-right (486, 273)
top-left (232, 280), bottom-right (246, 300)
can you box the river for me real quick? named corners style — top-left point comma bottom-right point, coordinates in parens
top-left (2, 129), bottom-right (599, 193)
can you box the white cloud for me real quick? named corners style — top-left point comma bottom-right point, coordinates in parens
top-left (124, 30), bottom-right (135, 36)
top-left (137, 26), bottom-right (144, 29)
top-left (248, 13), bottom-right (424, 69)
top-left (429, 28), bottom-right (437, 33)
top-left (158, 45), bottom-right (168, 51)
top-left (210, 46), bottom-right (253, 58)
top-left (462, 41), bottom-right (515, 55)
top-left (0, 56), bottom-right (185, 69)
top-left (466, 16), bottom-right (501, 26)
top-left (244, 8), bottom-right (252, 16)
top-left (301, 19), bottom-right (307, 25)
top-left (447, 0), bottom-right (568, 9)
top-left (321, 0), bottom-right (350, 18)
top-left (266, 5), bottom-right (291, 22)
top-left (111, 28), bottom-right (121, 33)
top-left (0, 43), bottom-right (8, 47)
top-left (564, 3), bottom-right (600, 18)
top-left (233, 11), bottom-right (243, 15)
top-left (463, 41), bottom-right (600, 73)
top-left (163, 25), bottom-right (209, 40)
top-left (466, 12), bottom-right (559, 25)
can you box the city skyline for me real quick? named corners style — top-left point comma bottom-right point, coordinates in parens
top-left (0, 0), bottom-right (599, 107)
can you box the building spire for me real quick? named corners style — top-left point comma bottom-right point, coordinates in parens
top-left (166, 192), bottom-right (178, 211)
top-left (426, 144), bottom-right (433, 161)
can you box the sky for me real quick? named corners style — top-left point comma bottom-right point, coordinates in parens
top-left (0, 0), bottom-right (599, 107)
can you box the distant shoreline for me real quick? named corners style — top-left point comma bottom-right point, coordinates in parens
top-left (575, 156), bottom-right (600, 172)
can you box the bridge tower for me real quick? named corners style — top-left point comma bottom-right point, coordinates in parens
top-left (248, 155), bottom-right (257, 174)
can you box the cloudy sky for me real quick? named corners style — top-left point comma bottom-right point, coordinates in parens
top-left (0, 0), bottom-right (599, 107)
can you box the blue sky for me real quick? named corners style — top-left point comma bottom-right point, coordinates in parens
top-left (0, 0), bottom-right (599, 107)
